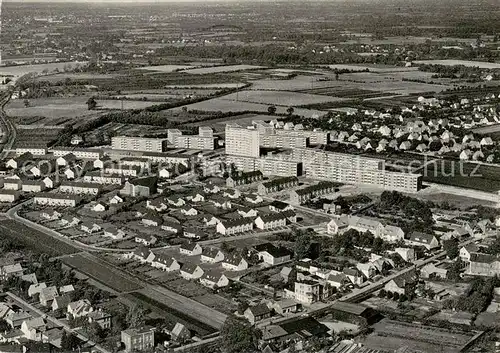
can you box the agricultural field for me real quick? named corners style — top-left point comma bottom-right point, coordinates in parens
top-left (34, 73), bottom-right (117, 83)
top-left (172, 97), bottom-right (327, 118)
top-left (326, 64), bottom-right (418, 73)
top-left (0, 61), bottom-right (88, 80)
top-left (413, 60), bottom-right (500, 69)
top-left (6, 97), bottom-right (98, 120)
top-left (360, 319), bottom-right (475, 353)
top-left (220, 90), bottom-right (347, 106)
top-left (181, 64), bottom-right (265, 75)
top-left (164, 83), bottom-right (246, 89)
top-left (136, 65), bottom-right (194, 73)
top-left (422, 160), bottom-right (500, 193)
top-left (96, 99), bottom-right (158, 110)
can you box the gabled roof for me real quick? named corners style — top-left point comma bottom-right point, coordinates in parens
top-left (247, 303), bottom-right (271, 317)
top-left (254, 243), bottom-right (292, 258)
top-left (180, 263), bottom-right (200, 274)
top-left (180, 242), bottom-right (200, 252)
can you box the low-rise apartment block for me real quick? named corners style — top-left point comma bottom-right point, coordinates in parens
top-left (60, 181), bottom-right (102, 195)
top-left (51, 147), bottom-right (102, 160)
top-left (112, 136), bottom-right (168, 153)
top-left (34, 193), bottom-right (81, 207)
top-left (258, 176), bottom-right (299, 194)
top-left (121, 326), bottom-right (155, 353)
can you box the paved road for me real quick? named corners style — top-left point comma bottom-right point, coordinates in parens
top-left (6, 291), bottom-right (111, 353)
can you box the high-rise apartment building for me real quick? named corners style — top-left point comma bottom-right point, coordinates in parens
top-left (225, 124), bottom-right (260, 158)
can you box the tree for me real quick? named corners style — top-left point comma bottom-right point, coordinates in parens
top-left (294, 233), bottom-right (311, 260)
top-left (23, 99), bottom-right (30, 107)
top-left (286, 107), bottom-right (295, 115)
top-left (220, 315), bottom-right (260, 353)
top-left (87, 321), bottom-right (106, 342)
top-left (392, 292), bottom-right (400, 301)
top-left (378, 289), bottom-right (386, 298)
top-left (267, 105), bottom-right (277, 115)
top-left (86, 97), bottom-right (97, 110)
top-left (443, 238), bottom-right (459, 259)
top-left (61, 331), bottom-right (80, 350)
top-left (126, 304), bottom-right (148, 328)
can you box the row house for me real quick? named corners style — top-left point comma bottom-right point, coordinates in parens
top-left (216, 218), bottom-right (254, 235)
top-left (257, 176), bottom-right (299, 195)
top-left (56, 153), bottom-right (77, 167)
top-left (255, 213), bottom-right (287, 230)
top-left (226, 171), bottom-right (263, 188)
top-left (0, 190), bottom-right (20, 203)
top-left (21, 180), bottom-right (46, 193)
top-left (104, 163), bottom-right (142, 177)
top-left (34, 193), bottom-right (81, 207)
top-left (83, 171), bottom-right (124, 185)
top-left (60, 181), bottom-right (102, 195)
top-left (468, 253), bottom-right (500, 276)
top-left (289, 181), bottom-right (338, 204)
top-left (120, 157), bottom-right (151, 169)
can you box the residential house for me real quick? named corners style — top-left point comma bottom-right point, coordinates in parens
top-left (134, 234), bottom-right (157, 246)
top-left (102, 224), bottom-right (125, 240)
top-left (405, 231), bottom-right (440, 250)
top-left (421, 262), bottom-right (448, 279)
top-left (21, 317), bottom-right (46, 341)
top-left (294, 281), bottom-right (322, 304)
top-left (81, 221), bottom-right (101, 234)
top-left (258, 176), bottom-right (299, 195)
top-left (255, 213), bottom-right (287, 230)
top-left (384, 271), bottom-right (417, 295)
top-left (200, 271), bottom-right (229, 289)
top-left (40, 209), bottom-right (61, 221)
top-left (67, 299), bottom-right (93, 318)
top-left (468, 253), bottom-right (500, 276)
top-left (88, 310), bottom-right (112, 330)
top-left (244, 304), bottom-right (272, 325)
top-left (59, 215), bottom-right (80, 227)
top-left (395, 248), bottom-right (416, 262)
top-left (216, 218), bottom-right (254, 235)
top-left (179, 243), bottom-right (202, 256)
top-left (245, 193), bottom-right (263, 204)
top-left (121, 326), bottom-right (155, 353)
top-left (0, 190), bottom-right (20, 203)
top-left (180, 264), bottom-right (204, 280)
top-left (21, 180), bottom-right (46, 193)
top-left (39, 286), bottom-right (59, 306)
top-left (51, 295), bottom-right (71, 312)
top-left (269, 200), bottom-right (294, 213)
top-left (460, 244), bottom-right (480, 262)
top-left (170, 323), bottom-right (190, 342)
top-left (200, 248), bottom-right (225, 263)
top-left (254, 243), bottom-right (293, 265)
top-left (59, 181), bottom-right (102, 195)
top-left (0, 263), bottom-right (23, 281)
top-left (270, 299), bottom-right (300, 315)
top-left (28, 283), bottom-right (47, 298)
top-left (121, 176), bottom-right (158, 197)
top-left (131, 246), bottom-right (155, 263)
top-left (222, 255), bottom-right (248, 271)
top-left (151, 255), bottom-right (181, 272)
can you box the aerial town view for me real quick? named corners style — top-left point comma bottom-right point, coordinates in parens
top-left (0, 0), bottom-right (500, 352)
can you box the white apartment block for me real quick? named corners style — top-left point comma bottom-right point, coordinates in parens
top-left (34, 193), bottom-right (81, 207)
top-left (15, 148), bottom-right (47, 156)
top-left (0, 190), bottom-right (20, 202)
top-left (253, 120), bottom-right (329, 145)
top-left (168, 127), bottom-right (215, 150)
top-left (290, 148), bottom-right (383, 170)
top-left (226, 155), bottom-right (302, 177)
top-left (225, 124), bottom-right (260, 158)
top-left (111, 136), bottom-right (168, 153)
top-left (51, 148), bottom-right (102, 159)
top-left (60, 182), bottom-right (102, 195)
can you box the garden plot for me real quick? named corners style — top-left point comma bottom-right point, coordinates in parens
top-left (96, 99), bottom-right (158, 110)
